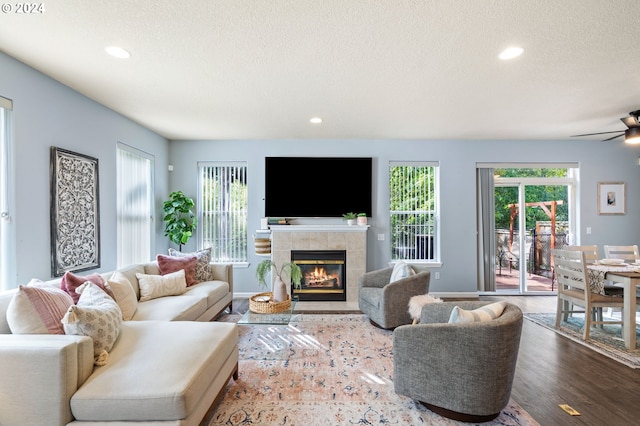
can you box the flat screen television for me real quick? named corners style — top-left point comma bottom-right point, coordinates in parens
top-left (265, 157), bottom-right (373, 218)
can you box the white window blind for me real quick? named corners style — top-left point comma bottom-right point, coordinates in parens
top-left (116, 143), bottom-right (154, 268)
top-left (0, 96), bottom-right (14, 290)
top-left (198, 162), bottom-right (248, 263)
top-left (389, 161), bottom-right (439, 262)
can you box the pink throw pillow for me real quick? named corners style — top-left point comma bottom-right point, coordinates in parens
top-left (60, 272), bottom-right (113, 304)
top-left (157, 254), bottom-right (198, 286)
top-left (7, 283), bottom-right (74, 334)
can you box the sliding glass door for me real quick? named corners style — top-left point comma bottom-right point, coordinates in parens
top-left (492, 168), bottom-right (576, 294)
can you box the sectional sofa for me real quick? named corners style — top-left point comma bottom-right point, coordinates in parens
top-left (0, 258), bottom-right (238, 426)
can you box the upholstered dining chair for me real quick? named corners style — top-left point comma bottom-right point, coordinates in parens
top-left (393, 301), bottom-right (523, 422)
top-left (358, 263), bottom-right (430, 329)
top-left (552, 249), bottom-right (628, 340)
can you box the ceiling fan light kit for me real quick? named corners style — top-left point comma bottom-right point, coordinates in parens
top-left (625, 127), bottom-right (640, 144)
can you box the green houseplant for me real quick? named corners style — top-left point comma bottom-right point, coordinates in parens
top-left (357, 212), bottom-right (367, 225)
top-left (342, 212), bottom-right (356, 225)
top-left (163, 191), bottom-right (197, 251)
top-left (256, 259), bottom-right (303, 302)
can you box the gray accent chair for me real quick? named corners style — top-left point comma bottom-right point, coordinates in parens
top-left (393, 301), bottom-right (523, 422)
top-left (358, 265), bottom-right (431, 329)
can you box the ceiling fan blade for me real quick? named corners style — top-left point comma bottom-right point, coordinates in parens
top-left (571, 131), bottom-right (625, 137)
top-left (601, 133), bottom-right (624, 142)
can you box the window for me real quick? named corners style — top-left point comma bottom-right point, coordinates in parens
top-left (198, 162), bottom-right (248, 263)
top-left (0, 96), bottom-right (13, 291)
top-left (389, 161), bottom-right (439, 262)
top-left (116, 143), bottom-right (154, 268)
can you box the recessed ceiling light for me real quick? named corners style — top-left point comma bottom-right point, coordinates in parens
top-left (309, 117), bottom-right (323, 124)
top-left (499, 47), bottom-right (524, 60)
top-left (105, 46), bottom-right (131, 59)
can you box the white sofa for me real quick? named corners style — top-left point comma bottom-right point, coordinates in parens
top-left (0, 261), bottom-right (238, 426)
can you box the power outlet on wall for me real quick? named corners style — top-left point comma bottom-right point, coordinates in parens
top-left (435, 272), bottom-right (440, 279)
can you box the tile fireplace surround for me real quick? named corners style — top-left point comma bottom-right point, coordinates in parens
top-left (270, 225), bottom-right (368, 311)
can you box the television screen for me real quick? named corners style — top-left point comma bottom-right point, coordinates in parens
top-left (265, 157), bottom-right (373, 218)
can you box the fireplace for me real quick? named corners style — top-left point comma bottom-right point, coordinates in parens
top-left (291, 250), bottom-right (346, 301)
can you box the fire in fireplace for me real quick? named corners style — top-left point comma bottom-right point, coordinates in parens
top-left (291, 250), bottom-right (346, 301)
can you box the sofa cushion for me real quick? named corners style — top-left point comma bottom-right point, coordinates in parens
top-left (448, 301), bottom-right (507, 324)
top-left (157, 254), bottom-right (198, 286)
top-left (131, 295), bottom-right (207, 321)
top-left (183, 280), bottom-right (229, 308)
top-left (7, 281), bottom-right (73, 334)
top-left (136, 269), bottom-right (187, 302)
top-left (60, 271), bottom-right (113, 304)
top-left (169, 247), bottom-right (212, 282)
top-left (70, 321), bottom-right (238, 422)
top-left (114, 264), bottom-right (145, 299)
top-left (61, 282), bottom-right (122, 364)
top-left (107, 271), bottom-right (138, 320)
top-left (389, 261), bottom-right (415, 283)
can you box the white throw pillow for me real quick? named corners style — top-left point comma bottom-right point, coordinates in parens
top-left (62, 282), bottom-right (123, 365)
top-left (448, 301), bottom-right (507, 324)
top-left (107, 271), bottom-right (138, 320)
top-left (136, 269), bottom-right (187, 302)
top-left (389, 261), bottom-right (416, 283)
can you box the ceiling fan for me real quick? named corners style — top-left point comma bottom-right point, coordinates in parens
top-left (571, 110), bottom-right (640, 144)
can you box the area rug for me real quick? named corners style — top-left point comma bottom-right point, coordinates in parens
top-left (524, 312), bottom-right (640, 369)
top-left (205, 314), bottom-right (538, 425)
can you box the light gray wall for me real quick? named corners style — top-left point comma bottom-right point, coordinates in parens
top-left (0, 52), bottom-right (169, 287)
top-left (169, 139), bottom-right (640, 294)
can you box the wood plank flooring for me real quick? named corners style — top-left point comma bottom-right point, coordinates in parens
top-left (226, 296), bottom-right (640, 425)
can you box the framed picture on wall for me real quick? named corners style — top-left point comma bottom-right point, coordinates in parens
top-left (50, 146), bottom-right (100, 276)
top-left (597, 182), bottom-right (626, 215)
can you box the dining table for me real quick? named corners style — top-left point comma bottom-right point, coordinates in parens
top-left (587, 263), bottom-right (640, 350)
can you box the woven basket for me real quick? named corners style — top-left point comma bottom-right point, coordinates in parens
top-left (249, 292), bottom-right (291, 313)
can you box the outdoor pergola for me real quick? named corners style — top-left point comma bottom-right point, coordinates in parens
top-left (507, 200), bottom-right (564, 250)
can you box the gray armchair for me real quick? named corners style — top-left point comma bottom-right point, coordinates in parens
top-left (358, 265), bottom-right (430, 329)
top-left (393, 301), bottom-right (523, 422)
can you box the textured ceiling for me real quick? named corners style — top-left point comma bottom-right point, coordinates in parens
top-left (1, 0), bottom-right (639, 141)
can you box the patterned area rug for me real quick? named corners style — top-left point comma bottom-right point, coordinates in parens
top-left (205, 314), bottom-right (538, 425)
top-left (524, 312), bottom-right (640, 369)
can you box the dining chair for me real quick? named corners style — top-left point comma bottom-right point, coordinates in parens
top-left (565, 245), bottom-right (622, 322)
top-left (551, 249), bottom-right (625, 340)
top-left (603, 245), bottom-right (640, 262)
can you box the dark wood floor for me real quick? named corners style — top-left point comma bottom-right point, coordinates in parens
top-left (227, 296), bottom-right (640, 425)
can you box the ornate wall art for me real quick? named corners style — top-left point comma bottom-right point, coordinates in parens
top-left (50, 147), bottom-right (100, 276)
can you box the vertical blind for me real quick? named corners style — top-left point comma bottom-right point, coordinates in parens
top-left (199, 162), bottom-right (248, 263)
top-left (389, 161), bottom-right (439, 262)
top-left (117, 143), bottom-right (154, 268)
top-left (0, 96), bottom-right (13, 290)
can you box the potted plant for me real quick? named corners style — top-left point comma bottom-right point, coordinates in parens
top-left (256, 259), bottom-right (303, 302)
top-left (163, 191), bottom-right (197, 251)
top-left (342, 212), bottom-right (357, 225)
top-left (357, 213), bottom-right (368, 226)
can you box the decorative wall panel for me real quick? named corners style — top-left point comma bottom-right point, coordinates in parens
top-left (50, 147), bottom-right (100, 276)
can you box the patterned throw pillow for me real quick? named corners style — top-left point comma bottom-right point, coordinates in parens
top-left (389, 261), bottom-right (416, 283)
top-left (135, 269), bottom-right (188, 302)
top-left (61, 282), bottom-right (122, 365)
top-left (168, 247), bottom-right (212, 282)
top-left (157, 254), bottom-right (198, 286)
top-left (448, 301), bottom-right (507, 324)
top-left (107, 271), bottom-right (138, 320)
top-left (60, 271), bottom-right (113, 304)
top-left (7, 281), bottom-right (74, 334)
